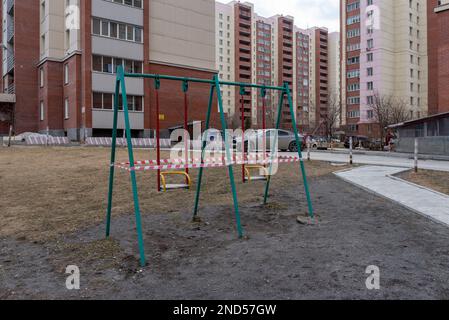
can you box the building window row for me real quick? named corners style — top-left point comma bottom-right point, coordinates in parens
top-left (347, 2), bottom-right (360, 12)
top-left (92, 17), bottom-right (143, 43)
top-left (92, 55), bottom-right (143, 74)
top-left (347, 97), bottom-right (360, 105)
top-left (347, 110), bottom-right (360, 118)
top-left (93, 92), bottom-right (143, 112)
top-left (104, 0), bottom-right (143, 9)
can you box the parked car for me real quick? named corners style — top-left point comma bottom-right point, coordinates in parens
top-left (236, 129), bottom-right (305, 152)
top-left (368, 139), bottom-right (383, 151)
top-left (314, 137), bottom-right (331, 150)
top-left (344, 135), bottom-right (370, 149)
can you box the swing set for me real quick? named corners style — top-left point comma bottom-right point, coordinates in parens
top-left (106, 66), bottom-right (314, 267)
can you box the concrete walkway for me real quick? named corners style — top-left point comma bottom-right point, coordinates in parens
top-left (335, 165), bottom-right (449, 227)
top-left (292, 151), bottom-right (449, 172)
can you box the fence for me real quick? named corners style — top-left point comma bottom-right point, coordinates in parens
top-left (25, 136), bottom-right (70, 146)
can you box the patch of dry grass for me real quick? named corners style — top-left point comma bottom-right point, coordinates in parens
top-left (397, 169), bottom-right (449, 196)
top-left (0, 146), bottom-right (350, 241)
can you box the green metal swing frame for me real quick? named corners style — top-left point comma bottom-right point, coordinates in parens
top-left (106, 66), bottom-right (314, 267)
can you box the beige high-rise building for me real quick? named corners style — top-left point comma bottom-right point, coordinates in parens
top-left (328, 32), bottom-right (341, 127)
top-left (215, 1), bottom-right (330, 132)
top-left (340, 0), bottom-right (428, 137)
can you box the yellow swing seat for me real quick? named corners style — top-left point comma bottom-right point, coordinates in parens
top-left (244, 165), bottom-right (269, 182)
top-left (160, 171), bottom-right (192, 192)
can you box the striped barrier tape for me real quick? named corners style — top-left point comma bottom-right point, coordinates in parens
top-left (25, 136), bottom-right (70, 145)
top-left (117, 153), bottom-right (273, 167)
top-left (114, 156), bottom-right (303, 172)
top-left (85, 137), bottom-right (173, 148)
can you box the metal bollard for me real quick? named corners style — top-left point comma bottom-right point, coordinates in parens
top-left (349, 137), bottom-right (353, 165)
top-left (414, 138), bottom-right (418, 173)
top-left (8, 125), bottom-right (13, 147)
top-left (46, 126), bottom-right (50, 147)
top-left (307, 137), bottom-right (311, 161)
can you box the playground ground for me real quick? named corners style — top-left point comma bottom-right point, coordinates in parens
top-left (398, 169), bottom-right (449, 196)
top-left (1, 147), bottom-right (449, 299)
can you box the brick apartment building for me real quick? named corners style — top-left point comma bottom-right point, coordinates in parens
top-left (428, 0), bottom-right (449, 114)
top-left (0, 0), bottom-right (218, 140)
top-left (340, 0), bottom-right (428, 138)
top-left (216, 1), bottom-right (330, 132)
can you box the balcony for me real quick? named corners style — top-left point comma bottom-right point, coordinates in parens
top-left (7, 0), bottom-right (14, 15)
top-left (7, 84), bottom-right (15, 94)
top-left (7, 54), bottom-right (15, 73)
top-left (7, 22), bottom-right (14, 44)
top-left (239, 68), bottom-right (251, 77)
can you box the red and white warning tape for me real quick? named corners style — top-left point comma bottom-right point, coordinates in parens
top-left (113, 155), bottom-right (303, 172)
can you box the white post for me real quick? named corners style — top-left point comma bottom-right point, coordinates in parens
top-left (307, 136), bottom-right (311, 161)
top-left (7, 125), bottom-right (13, 147)
top-left (46, 126), bottom-right (50, 147)
top-left (349, 136), bottom-right (353, 165)
top-left (123, 129), bottom-right (127, 148)
top-left (414, 138), bottom-right (419, 173)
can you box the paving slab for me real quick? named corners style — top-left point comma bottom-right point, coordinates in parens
top-left (335, 165), bottom-right (449, 227)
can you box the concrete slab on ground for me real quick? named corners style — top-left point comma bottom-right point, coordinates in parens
top-left (293, 151), bottom-right (449, 172)
top-left (335, 165), bottom-right (449, 227)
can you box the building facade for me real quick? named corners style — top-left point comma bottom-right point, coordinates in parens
top-left (308, 27), bottom-right (329, 135)
top-left (328, 32), bottom-right (341, 127)
top-left (0, 0), bottom-right (218, 139)
top-left (215, 1), bottom-right (330, 132)
top-left (428, 0), bottom-right (449, 115)
top-left (340, 0), bottom-right (428, 137)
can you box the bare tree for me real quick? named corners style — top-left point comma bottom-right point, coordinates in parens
top-left (369, 93), bottom-right (411, 146)
top-left (322, 93), bottom-right (342, 141)
top-left (227, 111), bottom-right (241, 130)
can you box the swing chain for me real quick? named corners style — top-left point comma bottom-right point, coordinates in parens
top-left (154, 76), bottom-right (161, 90)
top-left (182, 80), bottom-right (189, 93)
top-left (239, 86), bottom-right (246, 96)
top-left (260, 87), bottom-right (267, 98)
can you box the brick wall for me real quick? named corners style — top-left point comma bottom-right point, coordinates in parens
top-left (428, 0), bottom-right (440, 114)
top-left (14, 0), bottom-right (40, 134)
top-left (38, 61), bottom-right (63, 133)
top-left (437, 8), bottom-right (449, 111)
top-left (63, 54), bottom-right (83, 138)
top-left (148, 63), bottom-right (220, 133)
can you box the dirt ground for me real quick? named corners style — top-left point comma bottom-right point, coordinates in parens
top-left (398, 169), bottom-right (449, 196)
top-left (1, 146), bottom-right (449, 299)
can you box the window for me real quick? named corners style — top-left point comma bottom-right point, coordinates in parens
top-left (40, 68), bottom-right (44, 88)
top-left (93, 92), bottom-right (143, 111)
top-left (93, 55), bottom-right (102, 72)
top-left (64, 98), bottom-right (69, 119)
top-left (40, 101), bottom-right (45, 121)
top-left (64, 64), bottom-right (69, 85)
top-left (93, 18), bottom-right (101, 35)
top-left (101, 21), bottom-right (109, 36)
top-left (103, 56), bottom-right (113, 73)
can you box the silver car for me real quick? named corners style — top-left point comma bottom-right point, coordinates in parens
top-left (235, 129), bottom-right (304, 152)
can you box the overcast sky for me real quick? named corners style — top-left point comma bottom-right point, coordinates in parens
top-left (240, 0), bottom-right (340, 32)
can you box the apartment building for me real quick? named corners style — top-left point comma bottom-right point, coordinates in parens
top-left (0, 0), bottom-right (217, 139)
top-left (215, 1), bottom-right (329, 132)
top-left (328, 32), bottom-right (341, 126)
top-left (308, 27), bottom-right (329, 135)
top-left (295, 27), bottom-right (311, 131)
top-left (340, 0), bottom-right (428, 137)
top-left (428, 0), bottom-right (449, 114)
top-left (0, 0), bottom-right (40, 135)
